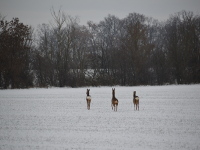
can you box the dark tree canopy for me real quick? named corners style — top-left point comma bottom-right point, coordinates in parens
top-left (0, 18), bottom-right (33, 88)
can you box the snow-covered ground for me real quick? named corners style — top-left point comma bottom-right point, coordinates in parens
top-left (0, 85), bottom-right (200, 150)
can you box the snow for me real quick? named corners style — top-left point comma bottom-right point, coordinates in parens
top-left (0, 85), bottom-right (200, 150)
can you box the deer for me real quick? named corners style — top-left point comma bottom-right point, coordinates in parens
top-left (133, 91), bottom-right (139, 110)
top-left (111, 88), bottom-right (118, 111)
top-left (86, 89), bottom-right (91, 110)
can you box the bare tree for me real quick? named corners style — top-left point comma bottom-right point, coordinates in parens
top-left (164, 11), bottom-right (200, 84)
top-left (122, 13), bottom-right (153, 85)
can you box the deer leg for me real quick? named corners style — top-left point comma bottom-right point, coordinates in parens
top-left (134, 101), bottom-right (137, 110)
top-left (86, 100), bottom-right (88, 109)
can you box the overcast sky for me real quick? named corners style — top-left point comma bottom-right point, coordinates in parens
top-left (1, 0), bottom-right (200, 29)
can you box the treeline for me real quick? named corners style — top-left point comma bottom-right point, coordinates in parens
top-left (0, 10), bottom-right (200, 88)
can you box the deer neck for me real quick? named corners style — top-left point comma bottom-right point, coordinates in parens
top-left (134, 92), bottom-right (136, 98)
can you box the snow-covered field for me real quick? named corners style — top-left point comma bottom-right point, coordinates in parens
top-left (0, 85), bottom-right (200, 150)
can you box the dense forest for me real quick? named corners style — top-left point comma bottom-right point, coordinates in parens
top-left (0, 10), bottom-right (200, 88)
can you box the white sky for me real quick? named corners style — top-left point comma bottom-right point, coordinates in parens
top-left (0, 0), bottom-right (200, 29)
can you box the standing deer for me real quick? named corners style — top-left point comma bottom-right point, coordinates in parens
top-left (86, 89), bottom-right (91, 110)
top-left (111, 88), bottom-right (118, 111)
top-left (133, 91), bottom-right (139, 110)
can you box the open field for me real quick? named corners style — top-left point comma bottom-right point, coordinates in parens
top-left (0, 85), bottom-right (200, 150)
